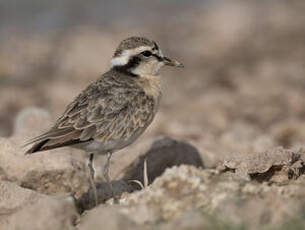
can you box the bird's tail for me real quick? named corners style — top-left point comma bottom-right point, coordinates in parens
top-left (24, 128), bottom-right (92, 154)
top-left (25, 139), bottom-right (50, 154)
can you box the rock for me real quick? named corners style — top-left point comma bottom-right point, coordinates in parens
top-left (77, 137), bottom-right (203, 210)
top-left (120, 163), bottom-right (305, 228)
top-left (0, 167), bottom-right (7, 181)
top-left (120, 165), bottom-right (211, 224)
top-left (0, 180), bottom-right (45, 229)
top-left (159, 208), bottom-right (255, 230)
top-left (78, 206), bottom-right (141, 230)
top-left (76, 180), bottom-right (134, 211)
top-left (121, 137), bottom-right (204, 189)
top-left (0, 137), bottom-right (89, 196)
top-left (0, 180), bottom-right (44, 214)
top-left (0, 108), bottom-right (89, 197)
top-left (222, 147), bottom-right (305, 183)
top-left (6, 195), bottom-right (78, 230)
top-left (271, 120), bottom-right (305, 148)
top-left (13, 107), bottom-right (53, 139)
top-left (160, 209), bottom-right (210, 230)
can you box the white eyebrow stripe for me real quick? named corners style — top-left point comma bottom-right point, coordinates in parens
top-left (110, 51), bottom-right (130, 67)
top-left (110, 46), bottom-right (152, 67)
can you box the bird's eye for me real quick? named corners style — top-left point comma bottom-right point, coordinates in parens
top-left (141, 51), bottom-right (152, 57)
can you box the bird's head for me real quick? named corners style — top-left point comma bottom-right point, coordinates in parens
top-left (111, 36), bottom-right (183, 76)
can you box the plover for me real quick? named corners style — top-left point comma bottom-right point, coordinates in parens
top-left (25, 36), bottom-right (183, 204)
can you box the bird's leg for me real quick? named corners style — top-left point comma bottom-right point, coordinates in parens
top-left (103, 152), bottom-right (116, 201)
top-left (88, 153), bottom-right (98, 206)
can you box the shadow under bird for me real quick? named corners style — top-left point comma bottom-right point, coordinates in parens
top-left (25, 36), bottom-right (183, 204)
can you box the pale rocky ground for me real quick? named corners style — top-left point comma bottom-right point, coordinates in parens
top-left (2, 108), bottom-right (305, 230)
top-left (1, 1), bottom-right (305, 229)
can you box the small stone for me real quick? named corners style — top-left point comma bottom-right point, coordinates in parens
top-left (6, 196), bottom-right (78, 230)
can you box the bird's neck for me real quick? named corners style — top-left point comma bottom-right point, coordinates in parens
top-left (112, 66), bottom-right (138, 77)
top-left (109, 68), bottom-right (162, 100)
top-left (135, 74), bottom-right (162, 100)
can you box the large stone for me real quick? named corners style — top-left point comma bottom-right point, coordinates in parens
top-left (222, 147), bottom-right (305, 183)
top-left (0, 108), bottom-right (89, 197)
top-left (0, 137), bottom-right (88, 196)
top-left (121, 137), bottom-right (204, 189)
top-left (78, 206), bottom-right (141, 230)
top-left (120, 165), bottom-right (211, 224)
top-left (6, 196), bottom-right (78, 230)
top-left (0, 180), bottom-right (45, 229)
top-left (160, 209), bottom-right (221, 230)
top-left (120, 163), bottom-right (305, 228)
top-left (77, 137), bottom-right (204, 210)
top-left (76, 180), bottom-right (134, 211)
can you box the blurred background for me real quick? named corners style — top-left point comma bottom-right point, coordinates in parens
top-left (1, 0), bottom-right (305, 166)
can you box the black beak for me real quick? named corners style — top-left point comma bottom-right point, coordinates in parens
top-left (162, 57), bottom-right (184, 68)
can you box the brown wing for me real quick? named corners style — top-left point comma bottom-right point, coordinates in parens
top-left (25, 75), bottom-right (156, 154)
top-left (94, 91), bottom-right (155, 144)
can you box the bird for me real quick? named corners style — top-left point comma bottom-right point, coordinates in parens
top-left (25, 36), bottom-right (183, 204)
